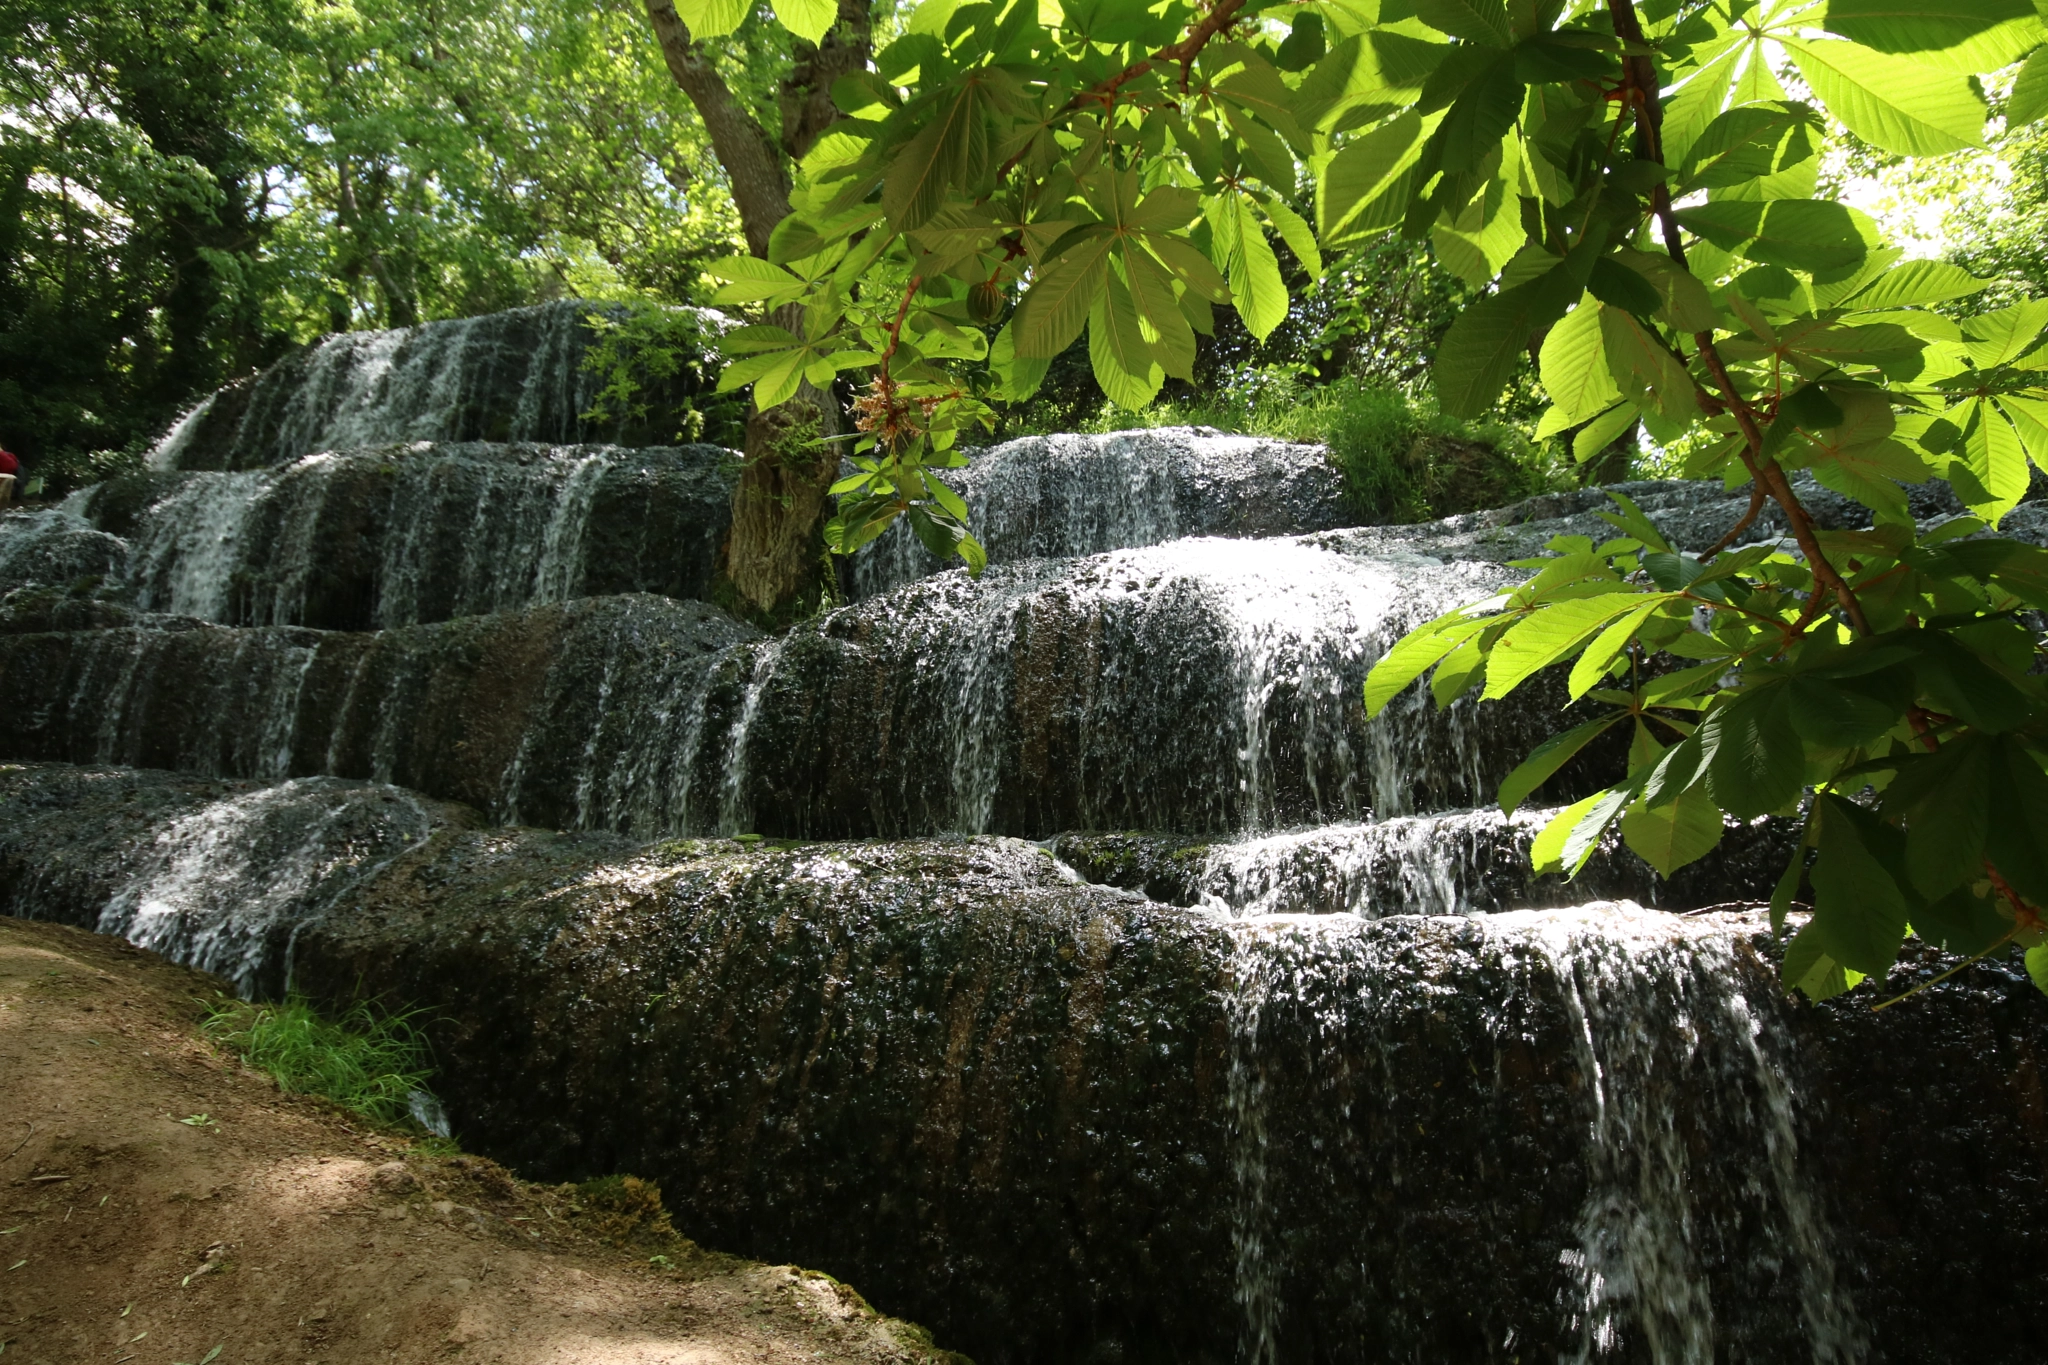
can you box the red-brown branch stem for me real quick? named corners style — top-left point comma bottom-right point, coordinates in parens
top-left (1603, 0), bottom-right (1870, 634)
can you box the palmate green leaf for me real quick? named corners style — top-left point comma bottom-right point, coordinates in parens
top-left (704, 255), bottom-right (806, 304)
top-left (1821, 0), bottom-right (2040, 65)
top-left (1599, 310), bottom-right (1700, 425)
top-left (1498, 715), bottom-right (1623, 816)
top-left (1883, 730), bottom-right (1994, 897)
top-left (1539, 297), bottom-right (1621, 423)
top-left (1568, 597), bottom-right (1668, 699)
top-left (1702, 682), bottom-right (1806, 819)
top-left (882, 80), bottom-right (989, 232)
top-left (1661, 39), bottom-right (1745, 166)
top-left (1412, 0), bottom-right (1512, 47)
top-left (1784, 38), bottom-right (1987, 156)
top-left (1571, 401), bottom-right (1642, 464)
top-left (1223, 103), bottom-right (1298, 189)
top-left (1781, 919), bottom-right (1864, 1000)
top-left (1677, 103), bottom-right (1820, 193)
top-left (1317, 111), bottom-right (1429, 244)
top-left (1437, 258), bottom-right (1581, 418)
top-left (1953, 399), bottom-right (2032, 522)
top-left (2010, 47), bottom-right (2048, 128)
top-left (1012, 232), bottom-right (1111, 358)
top-left (1621, 785), bottom-right (1725, 876)
top-left (1210, 191), bottom-right (1288, 341)
top-left (1560, 782), bottom-right (1639, 876)
top-left (1482, 592), bottom-right (1650, 700)
top-left (1842, 258), bottom-right (1988, 309)
top-left (1259, 194), bottom-right (1322, 278)
top-left (1364, 615), bottom-right (1493, 716)
top-left (988, 322), bottom-right (1050, 401)
top-left (1809, 794), bottom-right (1914, 975)
top-left (773, 0), bottom-right (838, 45)
top-left (1611, 249), bottom-right (1720, 332)
top-left (1531, 790), bottom-right (1606, 875)
top-left (674, 0), bottom-right (750, 40)
top-left (1090, 270), bottom-right (1166, 410)
top-left (1675, 199), bottom-right (1869, 274)
top-left (1961, 298), bottom-right (2048, 366)
top-left (1986, 742), bottom-right (2048, 908)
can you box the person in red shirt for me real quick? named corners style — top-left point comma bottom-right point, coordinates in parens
top-left (0, 449), bottom-right (17, 507)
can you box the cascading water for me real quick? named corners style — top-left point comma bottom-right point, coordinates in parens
top-left (1056, 808), bottom-right (1800, 917)
top-left (0, 537), bottom-right (1587, 838)
top-left (98, 441), bottom-right (736, 629)
top-left (146, 301), bottom-right (674, 472)
top-left (1, 766), bottom-right (2041, 1365)
top-left (7, 301), bottom-right (2045, 1364)
top-left (850, 427), bottom-right (1355, 595)
top-left (95, 777), bottom-right (436, 998)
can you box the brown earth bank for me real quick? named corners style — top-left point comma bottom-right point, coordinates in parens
top-left (0, 917), bottom-right (967, 1365)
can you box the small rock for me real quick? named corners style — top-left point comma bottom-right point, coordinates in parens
top-left (372, 1161), bottom-right (419, 1196)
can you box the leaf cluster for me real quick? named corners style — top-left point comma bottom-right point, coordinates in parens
top-left (702, 0), bottom-right (2048, 1005)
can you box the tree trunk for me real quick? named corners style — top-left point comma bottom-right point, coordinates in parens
top-left (1580, 418), bottom-right (1640, 487)
top-left (643, 0), bottom-right (872, 620)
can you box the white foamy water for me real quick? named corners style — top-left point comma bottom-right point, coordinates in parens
top-left (94, 778), bottom-right (435, 997)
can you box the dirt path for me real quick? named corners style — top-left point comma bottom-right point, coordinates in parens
top-left (0, 918), bottom-right (964, 1365)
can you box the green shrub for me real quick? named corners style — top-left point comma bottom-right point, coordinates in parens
top-left (201, 993), bottom-right (437, 1128)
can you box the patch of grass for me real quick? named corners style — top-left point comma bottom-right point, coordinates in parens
top-left (201, 993), bottom-right (437, 1128)
top-left (1070, 370), bottom-right (1569, 522)
top-left (572, 1174), bottom-right (682, 1249)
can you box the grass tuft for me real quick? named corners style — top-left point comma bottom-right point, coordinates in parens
top-left (201, 993), bottom-right (438, 1128)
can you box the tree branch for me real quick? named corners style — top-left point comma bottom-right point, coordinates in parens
top-left (1604, 0), bottom-right (1870, 634)
top-left (643, 0), bottom-right (792, 257)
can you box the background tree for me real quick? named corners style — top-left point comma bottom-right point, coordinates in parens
top-left (0, 0), bottom-right (749, 484)
top-left (643, 0), bottom-right (877, 617)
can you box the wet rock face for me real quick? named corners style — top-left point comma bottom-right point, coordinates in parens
top-left (0, 509), bottom-right (129, 589)
top-left (4, 764), bottom-right (2045, 1364)
top-left (0, 542), bottom-right (1608, 839)
top-left (81, 442), bottom-right (735, 630)
top-left (0, 596), bottom-right (758, 820)
top-left (1053, 808), bottom-right (1800, 915)
top-left (851, 428), bottom-right (1355, 596)
top-left (149, 301), bottom-right (721, 472)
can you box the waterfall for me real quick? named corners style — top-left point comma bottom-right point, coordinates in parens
top-left (1220, 904), bottom-right (1865, 1365)
top-left (1, 539), bottom-right (1565, 838)
top-left (1, 764), bottom-right (2036, 1364)
top-left (94, 442), bottom-right (735, 630)
top-left (1511, 907), bottom-right (1864, 1364)
top-left (126, 471), bottom-right (268, 619)
top-left (1057, 808), bottom-right (1798, 918)
top-left (94, 777), bottom-right (436, 998)
top-left (851, 427), bottom-right (1355, 595)
top-left (0, 507), bottom-right (129, 589)
top-left (144, 301), bottom-right (722, 472)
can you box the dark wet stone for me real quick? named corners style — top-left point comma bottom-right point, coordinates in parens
top-left (1, 762), bottom-right (2042, 1364)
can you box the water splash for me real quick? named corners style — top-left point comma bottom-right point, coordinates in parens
top-left (94, 778), bottom-right (435, 997)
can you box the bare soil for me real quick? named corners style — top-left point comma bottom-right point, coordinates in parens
top-left (0, 918), bottom-right (965, 1365)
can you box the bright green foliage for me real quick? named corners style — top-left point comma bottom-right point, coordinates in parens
top-left (1, 0), bottom-right (755, 476)
top-left (202, 993), bottom-right (438, 1128)
top-left (722, 0), bottom-right (2048, 1001)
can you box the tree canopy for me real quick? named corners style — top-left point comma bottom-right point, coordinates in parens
top-left (0, 0), bottom-right (757, 473)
